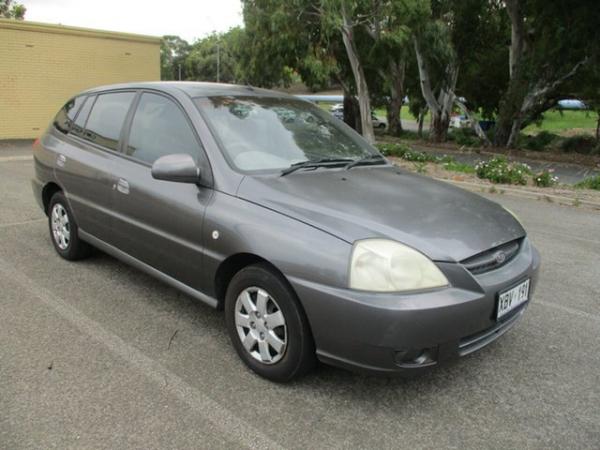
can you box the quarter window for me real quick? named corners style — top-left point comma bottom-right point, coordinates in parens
top-left (53, 96), bottom-right (85, 134)
top-left (71, 95), bottom-right (94, 137)
top-left (83, 92), bottom-right (135, 151)
top-left (125, 93), bottom-right (200, 164)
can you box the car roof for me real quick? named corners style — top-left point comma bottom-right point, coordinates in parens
top-left (79, 81), bottom-right (297, 100)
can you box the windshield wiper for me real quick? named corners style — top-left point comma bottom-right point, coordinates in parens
top-left (280, 158), bottom-right (354, 176)
top-left (344, 154), bottom-right (387, 170)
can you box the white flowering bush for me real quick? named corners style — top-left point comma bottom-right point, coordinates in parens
top-left (475, 157), bottom-right (532, 185)
top-left (533, 169), bottom-right (559, 187)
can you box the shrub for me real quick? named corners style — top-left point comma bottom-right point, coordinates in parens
top-left (376, 143), bottom-right (411, 158)
top-left (449, 128), bottom-right (480, 147)
top-left (520, 131), bottom-right (558, 151)
top-left (475, 157), bottom-right (532, 185)
top-left (575, 175), bottom-right (600, 190)
top-left (560, 135), bottom-right (597, 154)
top-left (533, 169), bottom-right (559, 187)
top-left (376, 143), bottom-right (442, 163)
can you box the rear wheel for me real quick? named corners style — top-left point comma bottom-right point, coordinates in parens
top-left (225, 264), bottom-right (316, 382)
top-left (48, 192), bottom-right (92, 260)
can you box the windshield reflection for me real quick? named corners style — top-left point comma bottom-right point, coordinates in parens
top-left (195, 96), bottom-right (378, 172)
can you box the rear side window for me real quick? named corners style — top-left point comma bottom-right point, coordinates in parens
top-left (53, 96), bottom-right (85, 134)
top-left (71, 95), bottom-right (94, 137)
top-left (125, 93), bottom-right (200, 164)
top-left (83, 92), bottom-right (135, 151)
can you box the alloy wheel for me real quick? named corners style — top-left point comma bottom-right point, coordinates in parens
top-left (51, 203), bottom-right (70, 250)
top-left (234, 286), bottom-right (287, 364)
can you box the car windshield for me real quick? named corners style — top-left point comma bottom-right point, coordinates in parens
top-left (194, 96), bottom-right (380, 172)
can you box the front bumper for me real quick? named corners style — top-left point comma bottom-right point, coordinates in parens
top-left (291, 239), bottom-right (541, 375)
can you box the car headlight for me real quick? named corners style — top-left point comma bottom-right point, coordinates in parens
top-left (349, 239), bottom-right (448, 292)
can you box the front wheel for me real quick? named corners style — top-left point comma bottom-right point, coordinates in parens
top-left (225, 264), bottom-right (316, 382)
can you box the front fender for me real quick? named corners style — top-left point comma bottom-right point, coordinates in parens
top-left (201, 191), bottom-right (352, 298)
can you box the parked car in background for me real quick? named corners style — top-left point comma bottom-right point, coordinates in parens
top-left (330, 107), bottom-right (387, 129)
top-left (33, 82), bottom-right (540, 382)
top-left (557, 99), bottom-right (587, 110)
top-left (330, 103), bottom-right (344, 113)
top-left (371, 113), bottom-right (387, 129)
top-left (450, 114), bottom-right (472, 129)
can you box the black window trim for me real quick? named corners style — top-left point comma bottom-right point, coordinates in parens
top-left (119, 89), bottom-right (212, 180)
top-left (53, 95), bottom-right (86, 134)
top-left (66, 89), bottom-right (138, 157)
top-left (54, 87), bottom-right (213, 188)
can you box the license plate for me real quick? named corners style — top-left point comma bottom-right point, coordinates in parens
top-left (497, 279), bottom-right (530, 320)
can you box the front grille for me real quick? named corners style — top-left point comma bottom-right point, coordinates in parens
top-left (461, 239), bottom-right (521, 275)
top-left (458, 307), bottom-right (525, 356)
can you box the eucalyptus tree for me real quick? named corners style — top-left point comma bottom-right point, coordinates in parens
top-left (160, 36), bottom-right (191, 81)
top-left (0, 0), bottom-right (25, 19)
top-left (409, 0), bottom-right (457, 142)
top-left (494, 0), bottom-right (600, 147)
top-left (185, 28), bottom-right (243, 84)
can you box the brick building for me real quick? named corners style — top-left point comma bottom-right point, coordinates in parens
top-left (0, 19), bottom-right (160, 139)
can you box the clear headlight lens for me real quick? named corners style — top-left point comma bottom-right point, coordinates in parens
top-left (349, 239), bottom-right (448, 292)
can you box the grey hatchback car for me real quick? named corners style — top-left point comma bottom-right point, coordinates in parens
top-left (32, 82), bottom-right (540, 381)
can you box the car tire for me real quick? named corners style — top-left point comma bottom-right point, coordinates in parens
top-left (48, 191), bottom-right (92, 260)
top-left (225, 264), bottom-right (316, 382)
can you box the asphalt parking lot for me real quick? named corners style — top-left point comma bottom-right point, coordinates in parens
top-left (1, 144), bottom-right (599, 449)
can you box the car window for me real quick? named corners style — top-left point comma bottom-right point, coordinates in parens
top-left (53, 96), bottom-right (86, 134)
top-left (83, 92), bottom-right (135, 151)
top-left (195, 96), bottom-right (377, 172)
top-left (70, 95), bottom-right (95, 137)
top-left (125, 93), bottom-right (200, 165)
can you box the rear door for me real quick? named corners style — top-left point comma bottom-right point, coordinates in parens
top-left (54, 91), bottom-right (136, 243)
top-left (109, 91), bottom-right (212, 290)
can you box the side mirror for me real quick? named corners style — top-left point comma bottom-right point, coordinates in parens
top-left (151, 154), bottom-right (201, 184)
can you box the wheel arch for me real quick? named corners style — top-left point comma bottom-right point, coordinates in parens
top-left (42, 182), bottom-right (63, 215)
top-left (214, 252), bottom-right (287, 310)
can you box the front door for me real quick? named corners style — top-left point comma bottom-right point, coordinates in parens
top-left (110, 92), bottom-right (212, 291)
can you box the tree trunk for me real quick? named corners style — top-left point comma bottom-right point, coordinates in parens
top-left (417, 108), bottom-right (426, 138)
top-left (343, 92), bottom-right (361, 133)
top-left (506, 0), bottom-right (524, 79)
top-left (430, 112), bottom-right (450, 142)
top-left (495, 58), bottom-right (588, 147)
top-left (413, 37), bottom-right (456, 143)
top-left (455, 99), bottom-right (491, 145)
top-left (494, 0), bottom-right (527, 147)
top-left (596, 110), bottom-right (600, 144)
top-left (385, 61), bottom-right (405, 137)
top-left (340, 6), bottom-right (374, 143)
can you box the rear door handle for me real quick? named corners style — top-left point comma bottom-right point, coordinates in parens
top-left (115, 178), bottom-right (130, 195)
top-left (56, 154), bottom-right (66, 168)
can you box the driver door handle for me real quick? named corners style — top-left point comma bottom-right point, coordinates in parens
top-left (115, 178), bottom-right (129, 195)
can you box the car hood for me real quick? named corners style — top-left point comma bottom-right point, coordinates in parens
top-left (237, 165), bottom-right (525, 262)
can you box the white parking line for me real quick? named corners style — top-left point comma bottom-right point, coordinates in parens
top-left (0, 218), bottom-right (45, 228)
top-left (0, 155), bottom-right (32, 163)
top-left (536, 300), bottom-right (600, 323)
top-left (0, 257), bottom-right (281, 450)
top-left (530, 229), bottom-right (600, 246)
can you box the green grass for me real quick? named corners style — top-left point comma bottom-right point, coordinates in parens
top-left (373, 106), bottom-right (431, 122)
top-left (575, 175), bottom-right (600, 190)
top-left (441, 160), bottom-right (476, 174)
top-left (524, 110), bottom-right (598, 135)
